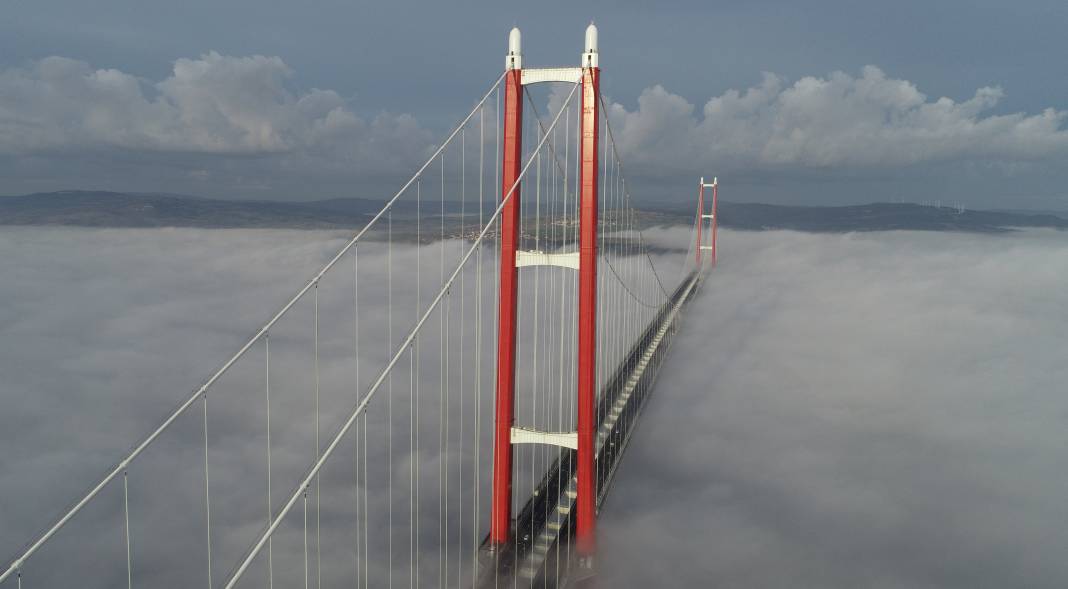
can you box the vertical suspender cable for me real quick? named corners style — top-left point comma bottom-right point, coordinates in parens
top-left (472, 103), bottom-right (484, 589)
top-left (596, 112), bottom-right (608, 491)
top-left (313, 282), bottom-right (322, 589)
top-left (412, 178), bottom-right (420, 589)
top-left (363, 337), bottom-right (369, 589)
top-left (388, 209), bottom-right (394, 587)
top-left (492, 85), bottom-right (501, 588)
top-left (458, 126), bottom-right (466, 588)
top-left (408, 347), bottom-right (415, 589)
top-left (531, 132), bottom-right (542, 551)
top-left (303, 489), bottom-right (309, 589)
top-left (353, 248), bottom-right (362, 589)
top-left (123, 470), bottom-right (131, 589)
top-left (555, 106), bottom-right (568, 585)
top-left (265, 333), bottom-right (274, 589)
top-left (414, 179), bottom-right (421, 589)
top-left (202, 393), bottom-right (213, 589)
top-left (438, 155), bottom-right (446, 588)
top-left (445, 287), bottom-right (452, 584)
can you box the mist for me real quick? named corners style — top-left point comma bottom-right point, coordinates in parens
top-left (3, 226), bottom-right (1068, 587)
top-left (601, 228), bottom-right (1068, 588)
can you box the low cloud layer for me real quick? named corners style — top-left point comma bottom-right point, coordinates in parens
top-left (601, 228), bottom-right (1068, 588)
top-left (4, 226), bottom-right (1068, 587)
top-left (0, 225), bottom-right (669, 586)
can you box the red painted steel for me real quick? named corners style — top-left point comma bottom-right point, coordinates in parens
top-left (576, 65), bottom-right (600, 557)
top-left (711, 181), bottom-right (718, 267)
top-left (696, 182), bottom-right (705, 265)
top-left (491, 67), bottom-right (523, 545)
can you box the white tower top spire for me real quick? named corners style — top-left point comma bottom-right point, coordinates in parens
top-left (506, 27), bottom-right (522, 70)
top-left (582, 23), bottom-right (599, 68)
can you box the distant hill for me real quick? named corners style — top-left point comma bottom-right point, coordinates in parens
top-left (714, 201), bottom-right (1068, 233)
top-left (2, 190), bottom-right (1067, 234)
top-left (0, 191), bottom-right (383, 229)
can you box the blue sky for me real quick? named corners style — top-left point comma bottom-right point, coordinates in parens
top-left (3, 0), bottom-right (1068, 208)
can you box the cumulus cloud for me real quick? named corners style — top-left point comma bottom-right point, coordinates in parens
top-left (605, 66), bottom-right (1068, 171)
top-left (0, 53), bottom-right (433, 186)
top-left (3, 56), bottom-right (1067, 200)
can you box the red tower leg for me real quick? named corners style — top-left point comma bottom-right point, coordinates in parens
top-left (696, 180), bottom-right (705, 265)
top-left (576, 58), bottom-right (600, 560)
top-left (711, 179), bottom-right (718, 267)
top-left (490, 56), bottom-right (523, 546)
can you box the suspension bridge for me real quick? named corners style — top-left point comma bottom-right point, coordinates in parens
top-left (1, 25), bottom-right (720, 588)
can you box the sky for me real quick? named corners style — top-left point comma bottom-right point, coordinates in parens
top-left (3, 0), bottom-right (1068, 208)
top-left (4, 226), bottom-right (1068, 586)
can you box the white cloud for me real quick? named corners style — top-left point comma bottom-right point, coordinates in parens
top-left (4, 225), bottom-right (1068, 586)
top-left (601, 227), bottom-right (1068, 588)
top-left (0, 52), bottom-right (433, 170)
top-left (5, 57), bottom-right (1063, 174)
top-left (605, 66), bottom-right (1068, 171)
top-left (0, 225), bottom-right (665, 586)
top-left (3, 56), bottom-right (1068, 200)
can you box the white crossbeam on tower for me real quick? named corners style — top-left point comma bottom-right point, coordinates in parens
top-left (516, 250), bottom-right (580, 270)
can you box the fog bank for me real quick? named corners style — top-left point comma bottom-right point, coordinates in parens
top-left (602, 228), bottom-right (1068, 588)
